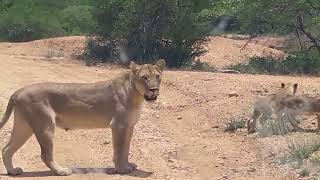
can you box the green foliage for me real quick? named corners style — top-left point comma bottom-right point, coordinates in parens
top-left (210, 0), bottom-right (320, 53)
top-left (224, 116), bottom-right (246, 132)
top-left (230, 51), bottom-right (320, 75)
top-left (82, 37), bottom-right (117, 63)
top-left (280, 142), bottom-right (320, 171)
top-left (87, 0), bottom-right (211, 67)
top-left (0, 0), bottom-right (94, 42)
top-left (59, 5), bottom-right (95, 35)
top-left (279, 141), bottom-right (320, 179)
top-left (300, 168), bottom-right (310, 177)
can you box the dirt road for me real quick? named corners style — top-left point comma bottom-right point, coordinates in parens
top-left (0, 40), bottom-right (319, 179)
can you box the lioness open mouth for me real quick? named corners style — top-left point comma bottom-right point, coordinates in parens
top-left (144, 95), bottom-right (157, 101)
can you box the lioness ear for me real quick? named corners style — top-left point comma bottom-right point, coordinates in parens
top-left (281, 83), bottom-right (285, 88)
top-left (129, 61), bottom-right (139, 74)
top-left (293, 83), bottom-right (298, 95)
top-left (155, 59), bottom-right (166, 72)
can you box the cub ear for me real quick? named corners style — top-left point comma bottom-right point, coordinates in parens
top-left (281, 83), bottom-right (285, 88)
top-left (155, 59), bottom-right (166, 72)
top-left (292, 83), bottom-right (298, 95)
top-left (129, 61), bottom-right (140, 74)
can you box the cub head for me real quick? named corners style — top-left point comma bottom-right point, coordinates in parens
top-left (279, 82), bottom-right (298, 96)
top-left (129, 59), bottom-right (166, 102)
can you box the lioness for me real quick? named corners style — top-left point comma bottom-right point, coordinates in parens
top-left (247, 83), bottom-right (298, 133)
top-left (0, 59), bottom-right (166, 176)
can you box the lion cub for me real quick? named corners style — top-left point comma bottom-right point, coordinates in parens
top-left (0, 59), bottom-right (166, 176)
top-left (247, 83), bottom-right (298, 133)
top-left (281, 95), bottom-right (320, 131)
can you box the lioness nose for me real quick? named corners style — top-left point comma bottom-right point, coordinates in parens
top-left (149, 88), bottom-right (158, 93)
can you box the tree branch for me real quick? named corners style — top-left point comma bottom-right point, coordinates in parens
top-left (296, 12), bottom-right (320, 53)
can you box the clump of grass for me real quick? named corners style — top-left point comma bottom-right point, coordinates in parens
top-left (289, 143), bottom-right (320, 162)
top-left (224, 116), bottom-right (246, 132)
top-left (280, 141), bottom-right (320, 172)
top-left (299, 168), bottom-right (310, 177)
top-left (280, 141), bottom-right (320, 178)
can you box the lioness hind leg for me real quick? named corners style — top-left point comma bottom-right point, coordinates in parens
top-left (2, 110), bottom-right (33, 176)
top-left (30, 108), bottom-right (72, 176)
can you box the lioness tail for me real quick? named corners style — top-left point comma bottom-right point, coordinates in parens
top-left (0, 94), bottom-right (16, 129)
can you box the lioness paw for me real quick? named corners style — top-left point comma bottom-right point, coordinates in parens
top-left (114, 163), bottom-right (136, 174)
top-left (129, 162), bottom-right (137, 169)
top-left (8, 167), bottom-right (23, 176)
top-left (54, 168), bottom-right (72, 176)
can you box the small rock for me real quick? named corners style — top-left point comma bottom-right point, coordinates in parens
top-left (177, 116), bottom-right (182, 120)
top-left (227, 91), bottom-right (239, 97)
top-left (220, 156), bottom-right (227, 160)
top-left (248, 167), bottom-right (256, 172)
top-left (103, 141), bottom-right (111, 145)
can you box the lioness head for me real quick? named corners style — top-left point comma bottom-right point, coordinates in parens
top-left (129, 59), bottom-right (166, 102)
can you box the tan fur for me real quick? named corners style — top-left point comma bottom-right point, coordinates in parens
top-left (0, 59), bottom-right (166, 176)
top-left (281, 96), bottom-right (320, 131)
top-left (247, 83), bottom-right (298, 133)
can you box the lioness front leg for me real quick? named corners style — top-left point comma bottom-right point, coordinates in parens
top-left (112, 126), bottom-right (136, 174)
top-left (247, 109), bottom-right (261, 134)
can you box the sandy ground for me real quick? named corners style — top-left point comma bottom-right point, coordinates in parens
top-left (0, 36), bottom-right (319, 180)
top-left (200, 36), bottom-right (286, 68)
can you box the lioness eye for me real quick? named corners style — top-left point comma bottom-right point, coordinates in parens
top-left (142, 76), bottom-right (148, 80)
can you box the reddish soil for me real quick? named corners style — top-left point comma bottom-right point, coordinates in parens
top-left (0, 36), bottom-right (318, 180)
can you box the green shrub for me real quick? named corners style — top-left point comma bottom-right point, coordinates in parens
top-left (81, 37), bottom-right (117, 65)
top-left (86, 0), bottom-right (210, 68)
top-left (224, 116), bottom-right (246, 132)
top-left (0, 23), bottom-right (36, 42)
top-left (281, 142), bottom-right (320, 166)
top-left (299, 168), bottom-right (310, 177)
top-left (229, 52), bottom-right (320, 75)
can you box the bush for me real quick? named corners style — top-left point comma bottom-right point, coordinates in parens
top-left (81, 37), bottom-right (117, 65)
top-left (224, 116), bottom-right (246, 132)
top-left (0, 23), bottom-right (36, 42)
top-left (86, 0), bottom-right (210, 68)
top-left (229, 52), bottom-right (320, 75)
